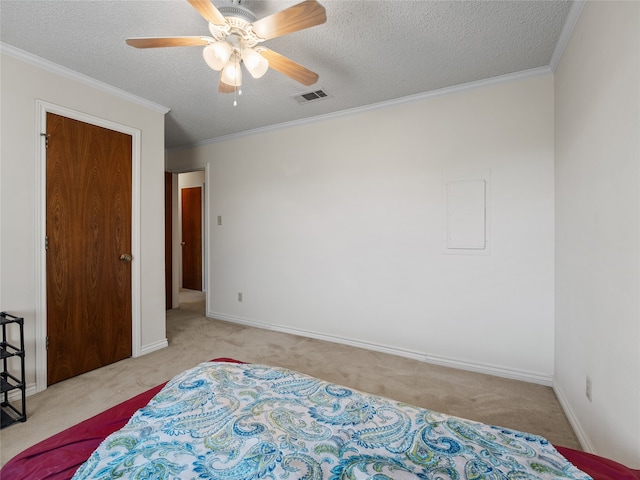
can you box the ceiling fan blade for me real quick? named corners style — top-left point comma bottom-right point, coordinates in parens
top-left (251, 0), bottom-right (327, 41)
top-left (187, 0), bottom-right (227, 26)
top-left (259, 48), bottom-right (319, 86)
top-left (218, 76), bottom-right (237, 94)
top-left (126, 36), bottom-right (210, 48)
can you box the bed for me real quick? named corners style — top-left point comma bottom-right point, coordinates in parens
top-left (2, 358), bottom-right (638, 480)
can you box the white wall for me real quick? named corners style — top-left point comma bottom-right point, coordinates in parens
top-left (0, 51), bottom-right (168, 391)
top-left (554, 1), bottom-right (640, 467)
top-left (168, 74), bottom-right (556, 383)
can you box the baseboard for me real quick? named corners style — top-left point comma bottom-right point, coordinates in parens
top-left (209, 311), bottom-right (268, 331)
top-left (208, 311), bottom-right (553, 386)
top-left (19, 340), bottom-right (167, 400)
top-left (423, 354), bottom-right (552, 386)
top-left (139, 338), bottom-right (169, 356)
top-left (18, 343), bottom-right (168, 400)
top-left (271, 322), bottom-right (427, 363)
top-left (552, 382), bottom-right (595, 453)
top-left (8, 383), bottom-right (37, 400)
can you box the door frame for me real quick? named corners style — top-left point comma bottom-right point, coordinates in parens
top-left (172, 170), bottom-right (208, 302)
top-left (34, 100), bottom-right (142, 393)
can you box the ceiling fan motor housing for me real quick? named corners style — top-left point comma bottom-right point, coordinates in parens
top-left (217, 5), bottom-right (257, 24)
top-left (209, 6), bottom-right (262, 47)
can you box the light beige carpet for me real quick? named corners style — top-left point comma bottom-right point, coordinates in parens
top-left (0, 289), bottom-right (580, 466)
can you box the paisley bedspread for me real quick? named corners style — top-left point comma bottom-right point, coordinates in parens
top-left (72, 362), bottom-right (592, 479)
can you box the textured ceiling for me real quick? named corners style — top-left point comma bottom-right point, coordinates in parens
top-left (1, 0), bottom-right (574, 149)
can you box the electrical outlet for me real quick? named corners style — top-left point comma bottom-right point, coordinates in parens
top-left (586, 376), bottom-right (592, 402)
top-left (238, 292), bottom-right (243, 302)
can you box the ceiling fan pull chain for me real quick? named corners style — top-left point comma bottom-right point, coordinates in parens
top-left (234, 53), bottom-right (240, 106)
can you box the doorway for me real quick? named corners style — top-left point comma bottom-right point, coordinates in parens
top-left (178, 171), bottom-right (206, 298)
top-left (45, 112), bottom-right (133, 385)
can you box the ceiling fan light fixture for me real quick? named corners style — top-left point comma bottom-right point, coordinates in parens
top-left (126, 0), bottom-right (327, 95)
top-left (221, 54), bottom-right (242, 86)
top-left (242, 47), bottom-right (269, 79)
top-left (203, 41), bottom-right (232, 71)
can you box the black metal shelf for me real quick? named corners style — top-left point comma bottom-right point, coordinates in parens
top-left (1, 312), bottom-right (26, 428)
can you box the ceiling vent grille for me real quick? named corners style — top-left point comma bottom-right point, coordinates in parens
top-left (292, 88), bottom-right (332, 105)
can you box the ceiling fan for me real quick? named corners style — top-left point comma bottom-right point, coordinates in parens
top-left (126, 0), bottom-right (326, 94)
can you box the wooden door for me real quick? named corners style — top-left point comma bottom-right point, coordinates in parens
top-left (181, 187), bottom-right (202, 291)
top-left (46, 112), bottom-right (132, 386)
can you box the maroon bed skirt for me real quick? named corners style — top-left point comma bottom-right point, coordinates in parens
top-left (1, 358), bottom-right (244, 480)
top-left (2, 358), bottom-right (638, 480)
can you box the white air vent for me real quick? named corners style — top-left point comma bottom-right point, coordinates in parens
top-left (292, 88), bottom-right (332, 105)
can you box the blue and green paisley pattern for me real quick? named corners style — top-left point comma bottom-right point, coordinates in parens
top-left (73, 362), bottom-right (592, 480)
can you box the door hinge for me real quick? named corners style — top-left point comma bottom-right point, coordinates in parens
top-left (46, 336), bottom-right (49, 349)
top-left (41, 133), bottom-right (50, 148)
top-left (45, 235), bottom-right (49, 250)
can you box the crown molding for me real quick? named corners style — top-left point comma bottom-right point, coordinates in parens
top-left (173, 65), bottom-right (553, 151)
top-left (549, 0), bottom-right (586, 72)
top-left (1, 42), bottom-right (170, 114)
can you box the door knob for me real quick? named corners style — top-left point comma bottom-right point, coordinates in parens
top-left (181, 242), bottom-right (186, 246)
top-left (119, 254), bottom-right (133, 262)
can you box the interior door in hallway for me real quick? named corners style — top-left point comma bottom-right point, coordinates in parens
top-left (181, 186), bottom-right (202, 291)
top-left (46, 112), bottom-right (133, 386)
